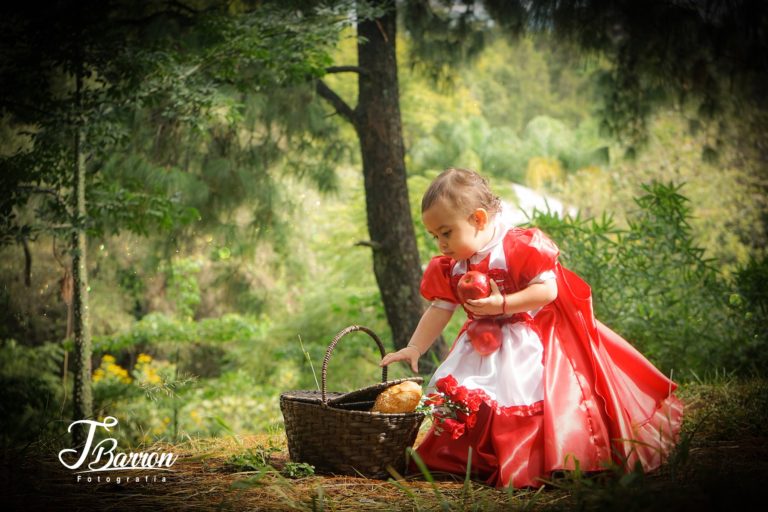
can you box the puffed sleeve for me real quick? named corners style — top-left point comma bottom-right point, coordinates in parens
top-left (503, 228), bottom-right (560, 288)
top-left (420, 256), bottom-right (459, 311)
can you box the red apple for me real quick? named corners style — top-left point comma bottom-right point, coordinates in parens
top-left (467, 319), bottom-right (502, 356)
top-left (456, 270), bottom-right (491, 303)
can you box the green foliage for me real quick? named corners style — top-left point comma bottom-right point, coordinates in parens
top-left (531, 182), bottom-right (757, 375)
top-left (403, 34), bottom-right (610, 183)
top-left (226, 439), bottom-right (316, 479)
top-left (90, 351), bottom-right (197, 445)
top-left (0, 340), bottom-right (64, 447)
top-left (525, 0), bottom-right (768, 154)
top-left (467, 36), bottom-right (606, 132)
top-left (88, 180), bottom-right (200, 238)
top-left (82, 312), bottom-right (302, 443)
top-left (226, 442), bottom-right (282, 471)
top-left (89, 312), bottom-right (269, 360)
top-left (729, 255), bottom-right (768, 372)
top-left (401, 1), bottom-right (768, 158)
top-left (164, 258), bottom-right (203, 321)
top-left (400, 0), bottom-right (493, 84)
top-left (554, 113), bottom-right (766, 276)
top-left (282, 461), bottom-right (316, 479)
top-left (226, 441), bottom-right (315, 481)
top-left (408, 114), bottom-right (605, 187)
top-left (0, 0), bottom-right (347, 249)
top-left (259, 169), bottom-right (405, 392)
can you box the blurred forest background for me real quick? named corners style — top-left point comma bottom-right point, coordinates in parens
top-left (1, 0), bottom-right (766, 449)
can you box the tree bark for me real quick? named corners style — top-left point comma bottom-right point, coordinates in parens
top-left (71, 63), bottom-right (93, 446)
top-left (354, 1), bottom-right (432, 353)
top-left (316, 1), bottom-right (446, 367)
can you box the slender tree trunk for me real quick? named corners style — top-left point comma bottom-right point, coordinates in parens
top-left (71, 63), bottom-right (93, 446)
top-left (355, 1), bottom-right (435, 354)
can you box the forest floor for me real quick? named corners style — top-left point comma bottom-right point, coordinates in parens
top-left (3, 378), bottom-right (767, 511)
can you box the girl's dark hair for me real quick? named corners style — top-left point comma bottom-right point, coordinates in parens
top-left (421, 168), bottom-right (501, 215)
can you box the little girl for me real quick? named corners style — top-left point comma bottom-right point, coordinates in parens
top-left (380, 168), bottom-right (683, 488)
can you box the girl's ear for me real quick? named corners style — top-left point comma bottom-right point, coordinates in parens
top-left (471, 208), bottom-right (489, 230)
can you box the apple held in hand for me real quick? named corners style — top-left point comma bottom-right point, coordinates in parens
top-left (457, 270), bottom-right (491, 303)
top-left (467, 319), bottom-right (502, 356)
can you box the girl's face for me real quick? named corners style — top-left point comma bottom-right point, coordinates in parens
top-left (422, 199), bottom-right (494, 261)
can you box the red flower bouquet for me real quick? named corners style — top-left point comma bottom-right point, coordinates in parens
top-left (417, 375), bottom-right (490, 439)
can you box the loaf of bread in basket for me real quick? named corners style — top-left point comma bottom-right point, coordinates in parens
top-left (371, 380), bottom-right (422, 413)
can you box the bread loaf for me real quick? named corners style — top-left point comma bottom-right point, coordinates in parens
top-left (371, 381), bottom-right (422, 413)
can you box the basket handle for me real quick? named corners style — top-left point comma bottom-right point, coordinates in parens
top-left (321, 325), bottom-right (388, 404)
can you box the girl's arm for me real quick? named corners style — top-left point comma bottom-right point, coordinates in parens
top-left (379, 305), bottom-right (454, 372)
top-left (464, 279), bottom-right (557, 317)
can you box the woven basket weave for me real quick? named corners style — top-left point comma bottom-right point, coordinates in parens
top-left (280, 325), bottom-right (425, 478)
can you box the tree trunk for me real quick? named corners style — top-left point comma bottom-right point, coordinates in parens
top-left (316, 0), bottom-right (446, 367)
top-left (71, 64), bottom-right (93, 446)
top-left (355, 1), bottom-right (434, 353)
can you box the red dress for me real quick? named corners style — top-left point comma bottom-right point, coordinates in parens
top-left (414, 226), bottom-right (683, 488)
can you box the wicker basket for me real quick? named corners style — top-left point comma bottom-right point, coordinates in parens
top-left (280, 325), bottom-right (425, 478)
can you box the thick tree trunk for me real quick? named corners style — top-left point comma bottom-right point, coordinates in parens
top-left (355, 1), bottom-right (431, 352)
top-left (71, 66), bottom-right (93, 446)
top-left (316, 0), bottom-right (446, 367)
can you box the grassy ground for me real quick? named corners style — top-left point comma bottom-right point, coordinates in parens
top-left (4, 378), bottom-right (767, 511)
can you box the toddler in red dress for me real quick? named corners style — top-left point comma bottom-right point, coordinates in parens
top-left (380, 168), bottom-right (683, 488)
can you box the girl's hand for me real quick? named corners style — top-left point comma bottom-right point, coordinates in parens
top-left (379, 346), bottom-right (420, 373)
top-left (464, 279), bottom-right (504, 316)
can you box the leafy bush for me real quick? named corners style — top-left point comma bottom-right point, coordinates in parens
top-left (87, 313), bottom-right (285, 444)
top-left (729, 254), bottom-right (768, 373)
top-left (530, 182), bottom-right (755, 376)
